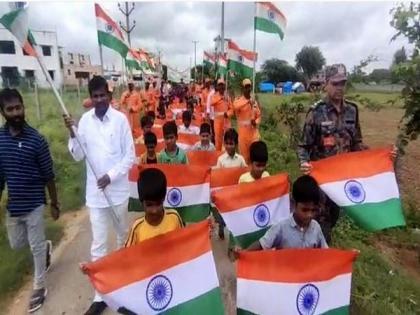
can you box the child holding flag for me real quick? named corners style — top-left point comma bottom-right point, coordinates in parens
top-left (134, 115), bottom-right (153, 144)
top-left (246, 175), bottom-right (328, 250)
top-left (239, 140), bottom-right (270, 183)
top-left (192, 123), bottom-right (216, 151)
top-left (158, 121), bottom-right (188, 164)
top-left (125, 168), bottom-right (184, 246)
top-left (216, 128), bottom-right (247, 168)
top-left (139, 132), bottom-right (158, 164)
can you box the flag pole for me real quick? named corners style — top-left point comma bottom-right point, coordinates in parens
top-left (34, 51), bottom-right (121, 227)
top-left (99, 44), bottom-right (104, 75)
top-left (252, 1), bottom-right (257, 97)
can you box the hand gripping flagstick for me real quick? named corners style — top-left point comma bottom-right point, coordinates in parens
top-left (35, 53), bottom-right (121, 228)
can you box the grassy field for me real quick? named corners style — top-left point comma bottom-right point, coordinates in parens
top-left (259, 91), bottom-right (420, 314)
top-left (1, 87), bottom-right (419, 313)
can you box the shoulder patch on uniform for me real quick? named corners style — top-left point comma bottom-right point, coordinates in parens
top-left (310, 100), bottom-right (325, 110)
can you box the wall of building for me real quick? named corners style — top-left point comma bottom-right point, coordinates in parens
top-left (0, 28), bottom-right (62, 89)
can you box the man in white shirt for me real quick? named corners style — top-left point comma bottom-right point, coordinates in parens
top-left (178, 110), bottom-right (200, 135)
top-left (64, 76), bottom-right (135, 315)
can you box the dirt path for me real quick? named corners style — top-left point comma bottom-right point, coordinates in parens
top-left (6, 210), bottom-right (236, 315)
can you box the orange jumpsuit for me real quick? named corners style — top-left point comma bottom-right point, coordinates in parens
top-left (145, 88), bottom-right (158, 113)
top-left (210, 93), bottom-right (233, 151)
top-left (120, 90), bottom-right (142, 134)
top-left (232, 96), bottom-right (261, 163)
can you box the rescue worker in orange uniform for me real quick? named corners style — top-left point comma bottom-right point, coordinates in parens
top-left (209, 78), bottom-right (232, 151)
top-left (120, 81), bottom-right (142, 134)
top-left (232, 78), bottom-right (261, 163)
top-left (200, 78), bottom-right (212, 117)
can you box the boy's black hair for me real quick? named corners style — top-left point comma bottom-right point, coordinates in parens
top-left (146, 110), bottom-right (156, 120)
top-left (144, 132), bottom-right (157, 146)
top-left (182, 110), bottom-right (192, 121)
top-left (138, 168), bottom-right (167, 202)
top-left (140, 115), bottom-right (153, 129)
top-left (199, 123), bottom-right (211, 135)
top-left (0, 88), bottom-right (23, 110)
top-left (223, 128), bottom-right (238, 145)
top-left (250, 140), bottom-right (268, 163)
top-left (162, 121), bottom-right (178, 137)
top-left (88, 75), bottom-right (108, 96)
top-left (292, 175), bottom-right (320, 205)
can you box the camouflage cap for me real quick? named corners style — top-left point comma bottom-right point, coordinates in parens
top-left (325, 64), bottom-right (347, 82)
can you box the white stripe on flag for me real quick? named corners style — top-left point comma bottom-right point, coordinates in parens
top-left (104, 251), bottom-right (219, 314)
top-left (237, 273), bottom-right (351, 315)
top-left (221, 195), bottom-right (290, 236)
top-left (227, 49), bottom-right (254, 69)
top-left (320, 172), bottom-right (400, 207)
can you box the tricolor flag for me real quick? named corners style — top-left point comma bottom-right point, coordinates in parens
top-left (212, 174), bottom-right (290, 247)
top-left (311, 148), bottom-right (406, 231)
top-left (210, 167), bottom-right (249, 193)
top-left (0, 2), bottom-right (37, 56)
top-left (177, 133), bottom-right (200, 152)
top-left (85, 221), bottom-right (224, 314)
top-left (227, 40), bottom-right (257, 78)
top-left (187, 151), bottom-right (222, 167)
top-left (95, 3), bottom-right (128, 58)
top-left (126, 48), bottom-right (141, 70)
top-left (255, 2), bottom-right (287, 40)
top-left (204, 51), bottom-right (216, 68)
top-left (237, 249), bottom-right (358, 315)
top-left (217, 54), bottom-right (228, 77)
top-left (129, 164), bottom-right (211, 222)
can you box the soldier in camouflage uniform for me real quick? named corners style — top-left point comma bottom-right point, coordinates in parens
top-left (297, 64), bottom-right (367, 243)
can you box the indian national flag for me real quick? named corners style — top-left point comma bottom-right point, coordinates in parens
top-left (95, 3), bottom-right (128, 58)
top-left (129, 164), bottom-right (211, 222)
top-left (237, 249), bottom-right (358, 315)
top-left (212, 174), bottom-right (290, 247)
top-left (187, 150), bottom-right (222, 167)
top-left (204, 51), bottom-right (216, 68)
top-left (177, 133), bottom-right (200, 152)
top-left (255, 2), bottom-right (287, 40)
top-left (311, 148), bottom-right (405, 231)
top-left (227, 40), bottom-right (257, 78)
top-left (210, 167), bottom-right (249, 193)
top-left (218, 54), bottom-right (228, 76)
top-left (126, 48), bottom-right (141, 70)
top-left (85, 221), bottom-right (224, 315)
top-left (0, 3), bottom-right (37, 56)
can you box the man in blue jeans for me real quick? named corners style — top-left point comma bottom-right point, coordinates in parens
top-left (0, 88), bottom-right (60, 313)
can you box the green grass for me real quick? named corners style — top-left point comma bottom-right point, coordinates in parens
top-left (0, 88), bottom-right (89, 308)
top-left (259, 91), bottom-right (420, 314)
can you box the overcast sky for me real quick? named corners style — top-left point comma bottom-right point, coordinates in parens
top-left (2, 1), bottom-right (410, 73)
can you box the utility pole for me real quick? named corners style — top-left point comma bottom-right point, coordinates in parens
top-left (118, 2), bottom-right (136, 47)
top-left (192, 40), bottom-right (198, 82)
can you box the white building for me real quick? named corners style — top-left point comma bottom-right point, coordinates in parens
top-left (60, 50), bottom-right (102, 86)
top-left (0, 28), bottom-right (62, 88)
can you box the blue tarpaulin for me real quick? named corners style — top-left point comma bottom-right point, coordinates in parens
top-left (259, 82), bottom-right (275, 93)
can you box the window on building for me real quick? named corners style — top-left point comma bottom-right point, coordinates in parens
top-left (24, 70), bottom-right (35, 78)
top-left (1, 67), bottom-right (19, 86)
top-left (69, 61), bottom-right (74, 65)
top-left (0, 41), bottom-right (16, 54)
top-left (42, 45), bottom-right (52, 56)
top-left (67, 69), bottom-right (71, 75)
top-left (48, 70), bottom-right (55, 80)
top-left (68, 53), bottom-right (73, 59)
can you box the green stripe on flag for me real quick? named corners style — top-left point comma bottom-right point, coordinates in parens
top-left (235, 228), bottom-right (268, 248)
top-left (255, 17), bottom-right (285, 40)
top-left (227, 60), bottom-right (253, 78)
top-left (97, 30), bottom-right (128, 58)
top-left (237, 308), bottom-right (257, 315)
top-left (322, 305), bottom-right (349, 314)
top-left (177, 204), bottom-right (210, 223)
top-left (344, 198), bottom-right (405, 231)
top-left (0, 9), bottom-right (20, 29)
top-left (164, 287), bottom-right (224, 315)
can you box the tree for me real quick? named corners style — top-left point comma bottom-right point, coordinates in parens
top-left (349, 55), bottom-right (378, 83)
top-left (261, 58), bottom-right (299, 84)
top-left (393, 47), bottom-right (408, 66)
top-left (295, 46), bottom-right (326, 85)
top-left (368, 68), bottom-right (392, 83)
top-left (390, 2), bottom-right (420, 150)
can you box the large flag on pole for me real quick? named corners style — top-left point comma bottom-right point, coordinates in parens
top-left (203, 51), bottom-right (216, 68)
top-left (255, 2), bottom-right (287, 40)
top-left (95, 3), bottom-right (128, 58)
top-left (85, 221), bottom-right (224, 314)
top-left (237, 249), bottom-right (358, 315)
top-left (217, 54), bottom-right (228, 76)
top-left (126, 48), bottom-right (141, 70)
top-left (212, 174), bottom-right (290, 247)
top-left (0, 2), bottom-right (37, 56)
top-left (311, 148), bottom-right (405, 231)
top-left (227, 40), bottom-right (257, 78)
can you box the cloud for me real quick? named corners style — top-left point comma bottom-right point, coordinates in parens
top-left (18, 1), bottom-right (410, 73)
